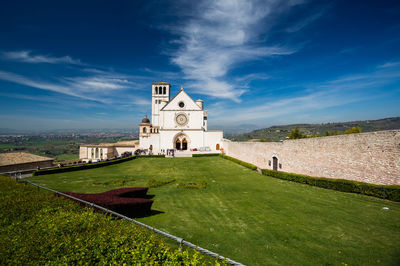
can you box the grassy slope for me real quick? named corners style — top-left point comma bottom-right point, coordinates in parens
top-left (0, 175), bottom-right (210, 265)
top-left (29, 157), bottom-right (400, 265)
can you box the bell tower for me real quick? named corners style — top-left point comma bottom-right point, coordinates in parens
top-left (151, 82), bottom-right (170, 127)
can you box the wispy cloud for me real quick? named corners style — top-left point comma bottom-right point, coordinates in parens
top-left (64, 76), bottom-right (132, 91)
top-left (2, 50), bottom-right (83, 65)
top-left (0, 67), bottom-right (153, 108)
top-left (285, 9), bottom-right (325, 32)
top-left (210, 63), bottom-right (400, 125)
top-left (377, 61), bottom-right (400, 68)
top-left (0, 70), bottom-right (134, 103)
top-left (167, 0), bottom-right (300, 102)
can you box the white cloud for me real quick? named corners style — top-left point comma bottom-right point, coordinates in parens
top-left (377, 61), bottom-right (400, 68)
top-left (2, 50), bottom-right (82, 65)
top-left (209, 64), bottom-right (400, 125)
top-left (0, 69), bottom-right (153, 108)
top-left (65, 76), bottom-right (132, 91)
top-left (0, 70), bottom-right (133, 103)
top-left (285, 9), bottom-right (325, 32)
top-left (168, 0), bottom-right (299, 101)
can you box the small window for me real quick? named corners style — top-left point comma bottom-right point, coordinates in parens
top-left (155, 87), bottom-right (158, 94)
top-left (179, 101), bottom-right (185, 108)
top-left (163, 87), bottom-right (166, 94)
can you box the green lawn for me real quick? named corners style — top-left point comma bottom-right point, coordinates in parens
top-left (28, 157), bottom-right (400, 265)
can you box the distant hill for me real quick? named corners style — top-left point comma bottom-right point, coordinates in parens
top-left (229, 117), bottom-right (400, 142)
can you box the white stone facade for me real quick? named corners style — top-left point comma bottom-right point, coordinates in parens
top-left (139, 82), bottom-right (223, 154)
top-left (79, 141), bottom-right (139, 161)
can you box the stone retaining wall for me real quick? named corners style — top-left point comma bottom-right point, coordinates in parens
top-left (0, 160), bottom-right (54, 173)
top-left (222, 130), bottom-right (400, 185)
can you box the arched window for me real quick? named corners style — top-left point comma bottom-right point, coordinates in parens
top-left (149, 145), bottom-right (153, 150)
top-left (150, 128), bottom-right (153, 133)
top-left (143, 127), bottom-right (147, 133)
top-left (216, 144), bottom-right (220, 150)
top-left (155, 87), bottom-right (158, 94)
top-left (163, 86), bottom-right (166, 94)
top-left (91, 148), bottom-right (94, 158)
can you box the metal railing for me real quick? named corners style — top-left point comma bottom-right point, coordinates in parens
top-left (12, 175), bottom-right (245, 266)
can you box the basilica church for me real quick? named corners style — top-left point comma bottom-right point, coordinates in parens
top-left (79, 82), bottom-right (223, 161)
top-left (139, 82), bottom-right (223, 154)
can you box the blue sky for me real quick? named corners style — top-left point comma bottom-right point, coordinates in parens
top-left (0, 0), bottom-right (399, 131)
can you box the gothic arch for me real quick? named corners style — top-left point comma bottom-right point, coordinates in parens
top-left (173, 133), bottom-right (190, 151)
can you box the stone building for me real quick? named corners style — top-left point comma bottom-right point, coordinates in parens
top-left (0, 152), bottom-right (54, 173)
top-left (139, 82), bottom-right (224, 154)
top-left (79, 140), bottom-right (139, 162)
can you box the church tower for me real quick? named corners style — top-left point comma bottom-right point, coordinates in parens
top-left (151, 82), bottom-right (170, 127)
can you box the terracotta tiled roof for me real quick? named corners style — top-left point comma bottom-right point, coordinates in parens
top-left (0, 152), bottom-right (53, 166)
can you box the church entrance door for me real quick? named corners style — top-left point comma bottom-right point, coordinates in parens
top-left (176, 140), bottom-right (181, 150)
top-left (174, 133), bottom-right (190, 151)
top-left (182, 138), bottom-right (187, 150)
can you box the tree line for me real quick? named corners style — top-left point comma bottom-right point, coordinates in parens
top-left (288, 126), bottom-right (362, 139)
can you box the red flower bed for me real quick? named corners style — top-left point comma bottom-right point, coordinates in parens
top-left (102, 187), bottom-right (149, 198)
top-left (61, 187), bottom-right (153, 217)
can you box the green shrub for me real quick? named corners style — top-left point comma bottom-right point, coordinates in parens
top-left (33, 156), bottom-right (137, 176)
top-left (93, 177), bottom-right (136, 186)
top-left (219, 154), bottom-right (257, 170)
top-left (0, 175), bottom-right (217, 265)
top-left (177, 180), bottom-right (207, 189)
top-left (192, 153), bottom-right (220, 157)
top-left (147, 178), bottom-right (176, 188)
top-left (261, 169), bottom-right (400, 202)
top-left (136, 155), bottom-right (166, 158)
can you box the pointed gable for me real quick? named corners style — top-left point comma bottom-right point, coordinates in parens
top-left (161, 89), bottom-right (202, 111)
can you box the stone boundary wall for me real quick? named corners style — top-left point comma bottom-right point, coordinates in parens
top-left (222, 130), bottom-right (400, 185)
top-left (0, 160), bottom-right (54, 173)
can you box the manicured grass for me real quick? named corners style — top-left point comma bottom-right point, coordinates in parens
top-left (55, 153), bottom-right (79, 161)
top-left (0, 175), bottom-right (210, 265)
top-left (28, 157), bottom-right (400, 265)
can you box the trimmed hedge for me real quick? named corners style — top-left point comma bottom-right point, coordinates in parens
top-left (33, 156), bottom-right (137, 176)
top-left (63, 187), bottom-right (152, 217)
top-left (219, 153), bottom-right (400, 202)
top-left (192, 153), bottom-right (220, 157)
top-left (147, 178), bottom-right (176, 188)
top-left (136, 155), bottom-right (166, 158)
top-left (102, 187), bottom-right (149, 198)
top-left (219, 154), bottom-right (258, 170)
top-left (262, 169), bottom-right (400, 202)
top-left (177, 180), bottom-right (207, 189)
